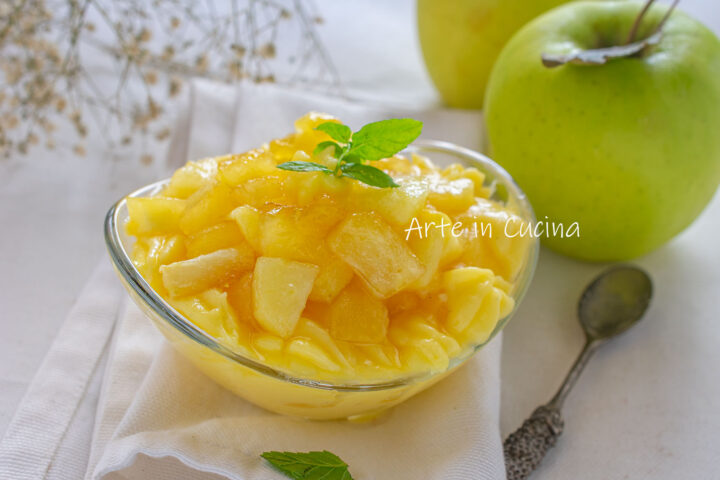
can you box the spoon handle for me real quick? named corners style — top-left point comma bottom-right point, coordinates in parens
top-left (504, 339), bottom-right (600, 479)
top-left (503, 404), bottom-right (564, 480)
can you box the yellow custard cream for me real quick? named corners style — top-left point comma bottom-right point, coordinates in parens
top-left (126, 113), bottom-right (531, 418)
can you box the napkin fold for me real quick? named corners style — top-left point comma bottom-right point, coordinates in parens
top-left (1, 79), bottom-right (505, 480)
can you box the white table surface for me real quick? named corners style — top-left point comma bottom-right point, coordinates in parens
top-left (1, 1), bottom-right (719, 478)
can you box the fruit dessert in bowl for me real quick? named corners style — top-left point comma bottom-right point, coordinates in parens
top-left (105, 113), bottom-right (538, 420)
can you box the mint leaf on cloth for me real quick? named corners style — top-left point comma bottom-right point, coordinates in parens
top-left (261, 450), bottom-right (354, 480)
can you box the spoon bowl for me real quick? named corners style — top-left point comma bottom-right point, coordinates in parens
top-left (578, 265), bottom-right (653, 341)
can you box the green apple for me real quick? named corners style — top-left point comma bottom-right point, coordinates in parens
top-left (485, 0), bottom-right (720, 261)
top-left (417, 0), bottom-right (574, 108)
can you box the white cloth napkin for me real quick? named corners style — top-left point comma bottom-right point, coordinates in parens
top-left (1, 79), bottom-right (505, 480)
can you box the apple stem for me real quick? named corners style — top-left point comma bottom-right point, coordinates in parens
top-left (626, 0), bottom-right (657, 44)
top-left (541, 0), bottom-right (680, 68)
top-left (653, 0), bottom-right (680, 35)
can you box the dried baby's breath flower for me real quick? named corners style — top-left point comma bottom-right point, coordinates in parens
top-left (3, 115), bottom-right (20, 130)
top-left (144, 71), bottom-right (158, 85)
top-left (228, 60), bottom-right (245, 80)
top-left (256, 43), bottom-right (276, 59)
top-left (231, 44), bottom-right (247, 57)
top-left (73, 144), bottom-right (86, 156)
top-left (137, 28), bottom-right (152, 43)
top-left (140, 153), bottom-right (153, 165)
top-left (161, 45), bottom-right (175, 61)
top-left (195, 54), bottom-right (209, 73)
top-left (168, 77), bottom-right (182, 97)
top-left (0, 0), bottom-right (341, 158)
top-left (155, 128), bottom-right (170, 141)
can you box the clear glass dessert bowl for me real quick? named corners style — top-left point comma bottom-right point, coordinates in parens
top-left (105, 140), bottom-right (538, 420)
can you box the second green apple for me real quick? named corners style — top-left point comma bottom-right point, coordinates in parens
top-left (418, 0), bottom-right (572, 108)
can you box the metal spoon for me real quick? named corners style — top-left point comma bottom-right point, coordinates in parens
top-left (504, 265), bottom-right (653, 480)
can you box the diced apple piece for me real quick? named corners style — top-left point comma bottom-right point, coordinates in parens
top-left (328, 281), bottom-right (389, 343)
top-left (350, 179), bottom-right (428, 227)
top-left (427, 176), bottom-right (475, 213)
top-left (407, 209), bottom-right (452, 289)
top-left (268, 136), bottom-right (297, 163)
top-left (146, 235), bottom-right (186, 267)
top-left (255, 203), bottom-right (349, 302)
top-left (293, 112), bottom-right (340, 155)
top-left (161, 247), bottom-right (254, 297)
top-left (162, 157), bottom-right (218, 199)
top-left (259, 203), bottom-right (344, 262)
top-left (137, 235), bottom-right (186, 291)
top-left (234, 176), bottom-right (292, 207)
top-left (217, 149), bottom-right (277, 186)
top-left (226, 271), bottom-right (254, 324)
top-left (461, 168), bottom-right (488, 197)
top-left (126, 197), bottom-right (185, 235)
top-left (252, 257), bottom-right (319, 338)
top-left (187, 221), bottom-right (247, 258)
top-left (259, 206), bottom-right (319, 262)
top-left (440, 231), bottom-right (463, 267)
top-left (308, 255), bottom-right (354, 303)
top-left (229, 205), bottom-right (262, 252)
top-left (329, 212), bottom-right (424, 298)
top-left (179, 182), bottom-right (236, 234)
top-left (456, 198), bottom-right (532, 281)
top-left (386, 291), bottom-right (420, 316)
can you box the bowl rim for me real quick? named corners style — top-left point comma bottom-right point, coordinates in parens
top-left (104, 139), bottom-right (538, 392)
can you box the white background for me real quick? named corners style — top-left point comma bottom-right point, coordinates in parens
top-left (1, 1), bottom-right (719, 478)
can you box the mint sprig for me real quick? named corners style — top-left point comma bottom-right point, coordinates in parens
top-left (277, 118), bottom-right (423, 188)
top-left (261, 450), bottom-right (354, 480)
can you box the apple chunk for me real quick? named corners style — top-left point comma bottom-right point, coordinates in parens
top-left (252, 257), bottom-right (319, 338)
top-left (160, 247), bottom-right (254, 297)
top-left (328, 281), bottom-right (389, 343)
top-left (328, 212), bottom-right (424, 298)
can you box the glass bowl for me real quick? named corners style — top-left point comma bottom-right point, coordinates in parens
top-left (104, 140), bottom-right (538, 420)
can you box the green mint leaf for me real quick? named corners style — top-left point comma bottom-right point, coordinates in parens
top-left (340, 163), bottom-right (399, 188)
top-left (315, 122), bottom-right (352, 144)
top-left (277, 161), bottom-right (332, 173)
top-left (341, 152), bottom-right (364, 164)
top-left (313, 140), bottom-right (343, 158)
top-left (348, 118), bottom-right (422, 161)
top-left (261, 450), bottom-right (354, 480)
